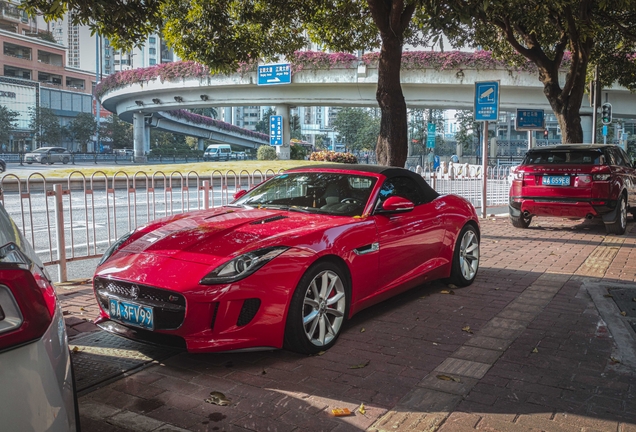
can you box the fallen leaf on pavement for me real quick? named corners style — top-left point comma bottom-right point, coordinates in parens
top-left (632, 298), bottom-right (636, 302)
top-left (360, 328), bottom-right (365, 333)
top-left (603, 294), bottom-right (613, 298)
top-left (447, 284), bottom-right (458, 289)
top-left (620, 311), bottom-right (627, 316)
top-left (436, 374), bottom-right (461, 382)
top-left (532, 348), bottom-right (539, 353)
top-left (71, 346), bottom-right (80, 353)
top-left (610, 357), bottom-right (621, 364)
top-left (358, 403), bottom-right (366, 415)
top-left (462, 326), bottom-right (473, 334)
top-left (349, 360), bottom-right (370, 369)
top-left (432, 342), bottom-right (438, 345)
top-left (205, 391), bottom-right (231, 406)
top-left (261, 369), bottom-right (267, 375)
top-left (440, 290), bottom-right (455, 295)
top-left (316, 351), bottom-right (326, 356)
top-left (79, 307), bottom-right (86, 311)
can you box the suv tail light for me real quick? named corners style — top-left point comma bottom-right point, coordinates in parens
top-left (593, 174), bottom-right (611, 181)
top-left (0, 243), bottom-right (56, 352)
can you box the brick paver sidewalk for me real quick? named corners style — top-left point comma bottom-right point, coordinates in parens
top-left (58, 217), bottom-right (636, 432)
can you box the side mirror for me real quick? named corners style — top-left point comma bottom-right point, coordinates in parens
top-left (378, 196), bottom-right (414, 214)
top-left (233, 189), bottom-right (248, 201)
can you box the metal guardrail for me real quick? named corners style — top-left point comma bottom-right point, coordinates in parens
top-left (0, 165), bottom-right (511, 282)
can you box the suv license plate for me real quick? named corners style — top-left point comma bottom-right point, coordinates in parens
top-left (109, 299), bottom-right (154, 330)
top-left (543, 175), bottom-right (570, 186)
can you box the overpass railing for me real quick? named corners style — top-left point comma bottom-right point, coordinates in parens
top-left (0, 165), bottom-right (511, 282)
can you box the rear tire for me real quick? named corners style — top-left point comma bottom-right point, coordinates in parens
top-left (510, 213), bottom-right (532, 228)
top-left (446, 224), bottom-right (480, 287)
top-left (606, 195), bottom-right (627, 235)
top-left (63, 157), bottom-right (69, 164)
top-left (284, 261), bottom-right (349, 354)
top-left (41, 157), bottom-right (48, 164)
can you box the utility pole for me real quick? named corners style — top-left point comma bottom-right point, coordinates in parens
top-left (591, 65), bottom-right (599, 144)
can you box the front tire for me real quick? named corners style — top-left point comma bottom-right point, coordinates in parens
top-left (284, 261), bottom-right (349, 354)
top-left (446, 224), bottom-right (480, 287)
top-left (606, 195), bottom-right (627, 235)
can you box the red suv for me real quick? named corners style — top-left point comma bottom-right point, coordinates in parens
top-left (509, 144), bottom-right (636, 235)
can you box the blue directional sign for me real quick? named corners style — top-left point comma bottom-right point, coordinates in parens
top-left (426, 123), bottom-right (436, 148)
top-left (270, 115), bottom-right (283, 146)
top-left (515, 109), bottom-right (545, 131)
top-left (258, 63), bottom-right (291, 86)
top-left (474, 81), bottom-right (500, 121)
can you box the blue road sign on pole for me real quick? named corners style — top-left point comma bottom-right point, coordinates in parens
top-left (426, 123), bottom-right (436, 148)
top-left (258, 64), bottom-right (291, 86)
top-left (602, 125), bottom-right (608, 137)
top-left (515, 109), bottom-right (545, 131)
top-left (270, 115), bottom-right (283, 146)
top-left (474, 81), bottom-right (500, 121)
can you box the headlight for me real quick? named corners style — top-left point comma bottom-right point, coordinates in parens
top-left (200, 246), bottom-right (289, 285)
top-left (97, 230), bottom-right (135, 266)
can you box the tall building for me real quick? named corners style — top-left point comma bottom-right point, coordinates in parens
top-left (0, 0), bottom-right (95, 152)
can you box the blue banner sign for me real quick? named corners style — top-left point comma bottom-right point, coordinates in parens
top-left (426, 123), bottom-right (436, 148)
top-left (270, 115), bottom-right (283, 146)
top-left (474, 81), bottom-right (500, 121)
top-left (258, 64), bottom-right (291, 86)
top-left (515, 109), bottom-right (545, 131)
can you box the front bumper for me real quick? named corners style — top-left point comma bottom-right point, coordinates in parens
top-left (93, 251), bottom-right (313, 353)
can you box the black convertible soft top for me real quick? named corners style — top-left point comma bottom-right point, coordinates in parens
top-left (289, 163), bottom-right (440, 203)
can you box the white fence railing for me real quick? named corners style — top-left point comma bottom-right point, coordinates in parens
top-left (0, 166), bottom-right (511, 281)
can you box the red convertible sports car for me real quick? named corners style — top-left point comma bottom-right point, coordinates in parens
top-left (93, 164), bottom-right (480, 354)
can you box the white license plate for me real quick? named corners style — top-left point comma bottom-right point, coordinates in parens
top-left (109, 299), bottom-right (154, 330)
top-left (543, 175), bottom-right (570, 186)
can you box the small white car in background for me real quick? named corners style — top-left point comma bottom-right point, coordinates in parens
top-left (0, 202), bottom-right (80, 431)
top-left (24, 146), bottom-right (72, 165)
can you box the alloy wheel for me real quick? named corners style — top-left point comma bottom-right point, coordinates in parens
top-left (459, 229), bottom-right (479, 281)
top-left (302, 270), bottom-right (346, 347)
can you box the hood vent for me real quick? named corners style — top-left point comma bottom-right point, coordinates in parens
top-left (250, 215), bottom-right (288, 225)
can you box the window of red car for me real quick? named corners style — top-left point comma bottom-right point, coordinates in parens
top-left (376, 176), bottom-right (427, 207)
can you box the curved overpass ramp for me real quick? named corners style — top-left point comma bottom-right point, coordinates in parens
top-left (98, 52), bottom-right (636, 158)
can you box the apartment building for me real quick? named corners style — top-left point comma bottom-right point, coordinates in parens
top-left (0, 0), bottom-right (94, 152)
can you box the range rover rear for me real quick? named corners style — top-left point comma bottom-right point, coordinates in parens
top-left (509, 144), bottom-right (636, 235)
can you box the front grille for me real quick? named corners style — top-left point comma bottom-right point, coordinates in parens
top-left (237, 298), bottom-right (261, 326)
top-left (94, 277), bottom-right (186, 330)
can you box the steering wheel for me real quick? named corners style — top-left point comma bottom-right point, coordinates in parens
top-left (341, 198), bottom-right (361, 205)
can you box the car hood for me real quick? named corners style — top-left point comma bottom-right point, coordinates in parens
top-left (116, 206), bottom-right (358, 266)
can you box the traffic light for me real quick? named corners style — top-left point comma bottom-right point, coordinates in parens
top-left (601, 103), bottom-right (612, 125)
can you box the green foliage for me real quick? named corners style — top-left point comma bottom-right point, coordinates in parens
top-left (255, 108), bottom-right (276, 134)
top-left (257, 145), bottom-right (277, 160)
top-left (314, 134), bottom-right (329, 150)
top-left (68, 112), bottom-right (96, 152)
top-left (333, 108), bottom-right (379, 152)
top-left (100, 114), bottom-right (133, 149)
top-left (419, 0), bottom-right (636, 142)
top-left (454, 110), bottom-right (479, 154)
top-left (290, 143), bottom-right (308, 160)
top-left (29, 107), bottom-right (62, 147)
top-left (309, 151), bottom-right (357, 164)
top-left (0, 105), bottom-right (19, 147)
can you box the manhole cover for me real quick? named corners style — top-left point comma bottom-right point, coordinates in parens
top-left (70, 331), bottom-right (179, 393)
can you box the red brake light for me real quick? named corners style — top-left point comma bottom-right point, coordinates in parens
top-left (0, 243), bottom-right (56, 352)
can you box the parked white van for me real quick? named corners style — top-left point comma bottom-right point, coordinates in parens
top-left (203, 144), bottom-right (232, 161)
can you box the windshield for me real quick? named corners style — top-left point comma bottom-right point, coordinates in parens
top-left (234, 172), bottom-right (377, 216)
top-left (523, 150), bottom-right (604, 165)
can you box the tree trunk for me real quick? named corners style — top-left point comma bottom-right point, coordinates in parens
top-left (374, 35), bottom-right (408, 167)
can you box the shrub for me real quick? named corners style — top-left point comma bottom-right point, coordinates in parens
top-left (290, 143), bottom-right (308, 160)
top-left (309, 151), bottom-right (358, 164)
top-left (257, 145), bottom-right (277, 160)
